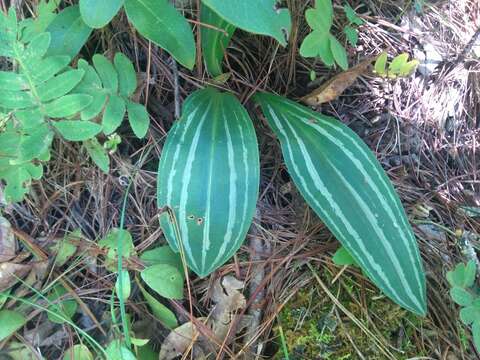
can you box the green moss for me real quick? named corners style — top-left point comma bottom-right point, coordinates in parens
top-left (274, 270), bottom-right (429, 359)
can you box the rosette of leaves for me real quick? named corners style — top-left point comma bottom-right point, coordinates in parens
top-left (156, 87), bottom-right (427, 316)
top-left (0, 8), bottom-right (95, 202)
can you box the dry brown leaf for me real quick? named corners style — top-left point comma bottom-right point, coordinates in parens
top-left (0, 218), bottom-right (49, 293)
top-left (301, 57), bottom-right (376, 106)
top-left (159, 276), bottom-right (252, 360)
top-left (210, 276), bottom-right (247, 341)
top-left (11, 261), bottom-right (49, 301)
top-left (0, 262), bottom-right (32, 291)
top-left (0, 216), bottom-right (16, 262)
top-left (24, 321), bottom-right (57, 347)
top-left (159, 317), bottom-right (208, 360)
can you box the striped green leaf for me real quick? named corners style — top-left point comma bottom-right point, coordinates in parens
top-left (200, 4), bottom-right (236, 77)
top-left (157, 88), bottom-right (260, 276)
top-left (255, 92), bottom-right (426, 315)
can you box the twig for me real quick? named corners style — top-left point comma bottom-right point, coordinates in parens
top-left (12, 228), bottom-right (107, 337)
top-left (433, 26), bottom-right (480, 79)
top-left (245, 211), bottom-right (266, 357)
top-left (170, 58), bottom-right (181, 119)
top-left (453, 27), bottom-right (480, 67)
top-left (196, 0), bottom-right (203, 77)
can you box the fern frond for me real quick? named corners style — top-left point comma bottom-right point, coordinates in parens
top-left (0, 9), bottom-right (92, 202)
top-left (0, 8), bottom-right (150, 202)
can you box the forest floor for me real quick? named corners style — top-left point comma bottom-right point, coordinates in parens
top-left (1, 0), bottom-right (480, 359)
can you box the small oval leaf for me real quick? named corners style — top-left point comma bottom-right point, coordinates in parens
top-left (38, 69), bottom-right (85, 102)
top-left (47, 285), bottom-right (78, 324)
top-left (102, 95), bottom-right (126, 134)
top-left (299, 31), bottom-right (334, 67)
top-left (374, 52), bottom-right (388, 76)
top-left (0, 91), bottom-right (35, 109)
top-left (332, 246), bottom-right (357, 267)
top-left (44, 94), bottom-right (93, 118)
top-left (79, 0), bottom-right (124, 28)
top-left (124, 0), bottom-right (196, 69)
top-left (126, 100), bottom-right (149, 138)
top-left (93, 54), bottom-right (118, 93)
top-left (63, 344), bottom-right (93, 360)
top-left (202, 0), bottom-right (291, 46)
top-left (141, 264), bottom-right (184, 299)
top-left (31, 55), bottom-right (71, 84)
top-left (450, 287), bottom-right (473, 306)
top-left (464, 260), bottom-right (477, 288)
top-left (329, 35), bottom-right (348, 70)
top-left (105, 340), bottom-right (136, 360)
top-left (45, 5), bottom-right (93, 59)
top-left (388, 53), bottom-right (409, 75)
top-left (473, 320), bottom-right (480, 353)
top-left (84, 138), bottom-right (110, 173)
top-left (114, 53), bottom-right (137, 97)
top-left (140, 246), bottom-right (182, 270)
top-left (305, 0), bottom-right (333, 32)
top-left (53, 120), bottom-right (102, 141)
top-left (0, 310), bottom-right (26, 341)
top-left (0, 72), bottom-right (27, 91)
top-left (136, 277), bottom-right (178, 329)
top-left (460, 305), bottom-right (480, 325)
top-left (115, 270), bottom-right (131, 300)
